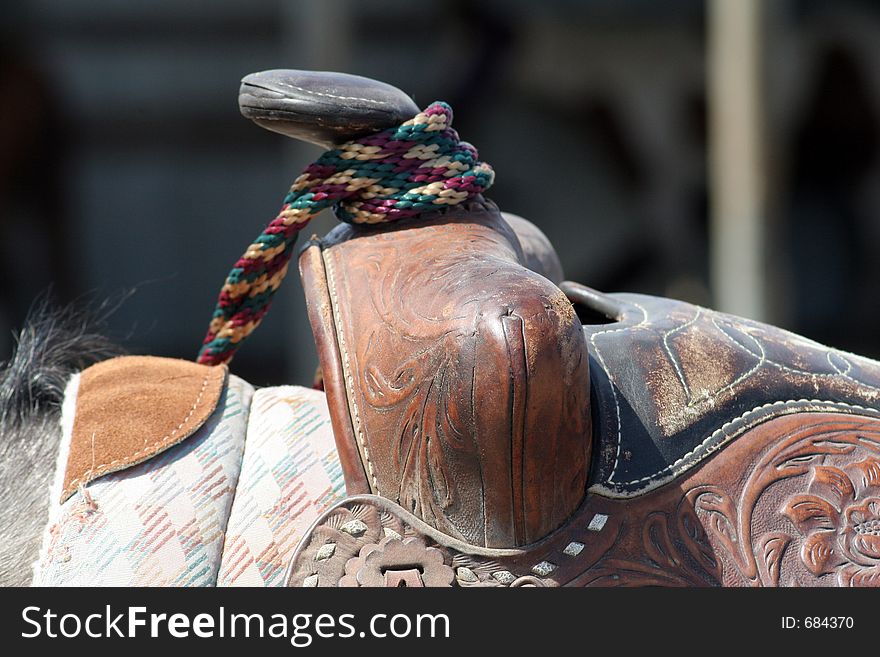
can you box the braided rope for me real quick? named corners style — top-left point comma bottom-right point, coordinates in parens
top-left (197, 101), bottom-right (494, 366)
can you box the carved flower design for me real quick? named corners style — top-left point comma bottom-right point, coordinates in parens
top-left (782, 457), bottom-right (880, 586)
top-left (339, 536), bottom-right (454, 587)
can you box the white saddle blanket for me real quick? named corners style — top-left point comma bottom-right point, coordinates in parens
top-left (33, 374), bottom-right (345, 586)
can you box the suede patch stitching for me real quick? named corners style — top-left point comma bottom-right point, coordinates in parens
top-left (62, 365), bottom-right (225, 500)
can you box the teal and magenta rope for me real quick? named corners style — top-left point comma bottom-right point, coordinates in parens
top-left (197, 101), bottom-right (494, 366)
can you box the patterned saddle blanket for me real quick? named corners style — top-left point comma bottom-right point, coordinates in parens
top-left (34, 357), bottom-right (345, 586)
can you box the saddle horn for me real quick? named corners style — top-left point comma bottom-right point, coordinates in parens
top-left (239, 69), bottom-right (420, 149)
top-left (236, 70), bottom-right (593, 549)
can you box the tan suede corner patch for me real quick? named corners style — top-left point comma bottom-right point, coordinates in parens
top-left (61, 355), bottom-right (228, 502)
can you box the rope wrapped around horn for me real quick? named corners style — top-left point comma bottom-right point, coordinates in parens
top-left (197, 101), bottom-right (494, 366)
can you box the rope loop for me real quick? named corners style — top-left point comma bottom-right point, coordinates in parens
top-left (197, 101), bottom-right (494, 365)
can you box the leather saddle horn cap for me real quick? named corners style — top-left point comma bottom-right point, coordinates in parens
top-left (239, 69), bottom-right (420, 149)
top-left (298, 200), bottom-right (592, 549)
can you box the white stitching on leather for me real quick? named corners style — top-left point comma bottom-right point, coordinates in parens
top-left (598, 298), bottom-right (880, 485)
top-left (661, 307), bottom-right (701, 400)
top-left (63, 368), bottom-right (218, 496)
top-left (689, 314), bottom-right (767, 403)
top-left (587, 300), bottom-right (648, 483)
top-left (591, 398), bottom-right (880, 497)
top-left (270, 80), bottom-right (387, 106)
top-left (824, 351), bottom-right (880, 393)
top-left (714, 317), bottom-right (880, 394)
top-left (323, 250), bottom-right (380, 492)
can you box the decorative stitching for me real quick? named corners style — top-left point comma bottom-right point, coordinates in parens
top-left (598, 300), bottom-right (880, 484)
top-left (716, 317), bottom-right (880, 393)
top-left (827, 350), bottom-right (853, 378)
top-left (661, 307), bottom-right (701, 400)
top-left (268, 79), bottom-right (388, 106)
top-left (63, 368), bottom-right (218, 496)
top-left (681, 314), bottom-right (767, 404)
top-left (587, 300), bottom-right (648, 483)
top-left (324, 250), bottom-right (380, 493)
top-left (591, 398), bottom-right (880, 497)
top-left (826, 351), bottom-right (880, 396)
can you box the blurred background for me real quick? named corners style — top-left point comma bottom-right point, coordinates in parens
top-left (2, 0), bottom-right (880, 386)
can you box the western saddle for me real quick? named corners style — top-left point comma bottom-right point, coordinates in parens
top-left (41, 70), bottom-right (880, 588)
top-left (254, 70), bottom-right (880, 587)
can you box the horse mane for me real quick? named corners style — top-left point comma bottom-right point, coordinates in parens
top-left (0, 295), bottom-right (124, 585)
top-left (0, 295), bottom-right (125, 427)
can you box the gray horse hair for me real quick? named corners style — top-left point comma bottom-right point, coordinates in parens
top-left (0, 297), bottom-right (123, 585)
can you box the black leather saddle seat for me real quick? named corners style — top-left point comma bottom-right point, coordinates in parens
top-left (563, 282), bottom-right (880, 498)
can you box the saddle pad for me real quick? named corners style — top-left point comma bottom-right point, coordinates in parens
top-left (217, 386), bottom-right (345, 587)
top-left (33, 372), bottom-right (345, 586)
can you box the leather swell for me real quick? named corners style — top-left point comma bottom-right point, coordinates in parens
top-left (299, 206), bottom-right (592, 548)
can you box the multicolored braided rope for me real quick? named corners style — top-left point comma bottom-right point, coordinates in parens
top-left (197, 101), bottom-right (494, 366)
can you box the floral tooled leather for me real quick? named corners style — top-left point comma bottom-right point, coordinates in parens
top-left (783, 458), bottom-right (880, 587)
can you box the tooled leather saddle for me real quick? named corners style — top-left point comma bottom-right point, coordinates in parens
top-left (260, 70), bottom-right (880, 588)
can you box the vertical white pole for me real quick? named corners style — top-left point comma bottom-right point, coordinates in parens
top-left (708, 0), bottom-right (767, 320)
